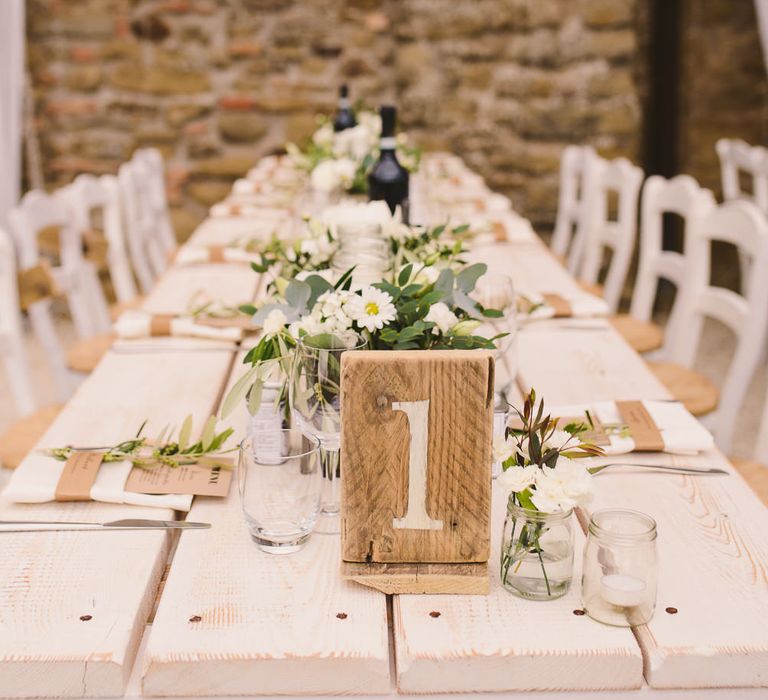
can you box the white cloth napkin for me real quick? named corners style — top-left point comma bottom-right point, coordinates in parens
top-left (550, 400), bottom-right (714, 455)
top-left (469, 213), bottom-right (536, 245)
top-left (3, 455), bottom-right (193, 511)
top-left (209, 202), bottom-right (289, 219)
top-left (114, 310), bottom-right (243, 342)
top-left (520, 290), bottom-right (609, 320)
top-left (174, 246), bottom-right (261, 266)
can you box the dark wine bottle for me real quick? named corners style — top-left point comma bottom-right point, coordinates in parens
top-left (368, 105), bottom-right (409, 221)
top-left (333, 85), bottom-right (357, 132)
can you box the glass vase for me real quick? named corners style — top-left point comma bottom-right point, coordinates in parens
top-left (500, 499), bottom-right (574, 600)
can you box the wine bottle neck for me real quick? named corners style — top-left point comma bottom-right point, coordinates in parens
top-left (380, 136), bottom-right (396, 150)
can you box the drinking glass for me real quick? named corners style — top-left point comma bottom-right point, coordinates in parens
top-left (238, 428), bottom-right (322, 554)
top-left (290, 332), bottom-right (367, 520)
top-left (471, 272), bottom-right (518, 400)
top-left (582, 509), bottom-right (658, 626)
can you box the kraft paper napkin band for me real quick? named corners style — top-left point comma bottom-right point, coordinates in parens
top-left (542, 293), bottom-right (572, 318)
top-left (208, 246), bottom-right (226, 263)
top-left (18, 261), bottom-right (61, 310)
top-left (493, 221), bottom-right (507, 242)
top-left (54, 451), bottom-right (104, 501)
top-left (150, 314), bottom-right (175, 336)
top-left (195, 315), bottom-right (255, 331)
top-left (616, 400), bottom-right (665, 452)
top-left (475, 198), bottom-right (487, 212)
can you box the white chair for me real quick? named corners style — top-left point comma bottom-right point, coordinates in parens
top-left (716, 138), bottom-right (768, 214)
top-left (550, 145), bottom-right (596, 272)
top-left (118, 160), bottom-right (160, 293)
top-left (63, 173), bottom-right (139, 306)
top-left (648, 200), bottom-right (768, 453)
top-left (134, 148), bottom-right (177, 255)
top-left (577, 154), bottom-right (644, 313)
top-left (9, 190), bottom-right (97, 339)
top-left (612, 175), bottom-right (717, 356)
top-left (58, 175), bottom-right (113, 333)
top-left (0, 226), bottom-right (63, 469)
top-left (0, 226), bottom-right (35, 415)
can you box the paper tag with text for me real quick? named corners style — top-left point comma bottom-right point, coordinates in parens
top-left (124, 459), bottom-right (233, 497)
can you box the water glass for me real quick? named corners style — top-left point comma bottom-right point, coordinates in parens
top-left (581, 509), bottom-right (658, 626)
top-left (238, 428), bottom-right (322, 554)
top-left (471, 272), bottom-right (518, 398)
top-left (290, 332), bottom-right (367, 518)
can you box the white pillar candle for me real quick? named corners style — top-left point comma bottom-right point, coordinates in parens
top-left (600, 574), bottom-right (647, 607)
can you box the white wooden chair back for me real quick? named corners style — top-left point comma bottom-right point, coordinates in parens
top-left (716, 138), bottom-right (768, 214)
top-left (551, 145), bottom-right (595, 272)
top-left (674, 200), bottom-right (768, 452)
top-left (0, 226), bottom-right (35, 415)
top-left (9, 190), bottom-right (95, 337)
top-left (58, 175), bottom-right (114, 332)
top-left (118, 160), bottom-right (157, 294)
top-left (129, 155), bottom-right (171, 279)
top-left (7, 194), bottom-right (79, 401)
top-left (629, 175), bottom-right (716, 360)
top-left (579, 155), bottom-right (644, 312)
top-left (134, 148), bottom-right (177, 254)
top-left (64, 173), bottom-right (138, 305)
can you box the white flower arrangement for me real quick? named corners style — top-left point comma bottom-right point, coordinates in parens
top-left (286, 109), bottom-right (421, 194)
top-left (495, 389), bottom-right (604, 514)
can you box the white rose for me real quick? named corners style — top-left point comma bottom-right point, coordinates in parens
top-left (300, 239), bottom-right (320, 257)
top-left (497, 465), bottom-right (537, 494)
top-left (311, 160), bottom-right (342, 192)
top-left (544, 429), bottom-right (575, 452)
top-left (425, 302), bottom-right (458, 335)
top-left (334, 158), bottom-right (357, 188)
top-left (312, 123), bottom-right (333, 148)
top-left (262, 309), bottom-right (288, 337)
top-left (415, 265), bottom-right (441, 285)
top-left (531, 459), bottom-right (592, 513)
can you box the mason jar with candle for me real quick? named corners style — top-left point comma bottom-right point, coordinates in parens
top-left (581, 509), bottom-right (658, 626)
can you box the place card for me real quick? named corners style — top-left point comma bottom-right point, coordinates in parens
top-left (124, 459), bottom-right (233, 497)
top-left (542, 293), bottom-right (572, 318)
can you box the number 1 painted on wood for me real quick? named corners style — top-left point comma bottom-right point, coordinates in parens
top-left (392, 400), bottom-right (444, 531)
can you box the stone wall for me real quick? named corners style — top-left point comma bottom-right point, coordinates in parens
top-left (24, 0), bottom-right (765, 241)
top-left (679, 0), bottom-right (767, 194)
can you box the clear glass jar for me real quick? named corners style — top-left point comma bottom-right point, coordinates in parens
top-left (581, 509), bottom-right (658, 626)
top-left (500, 500), bottom-right (574, 600)
top-left (332, 222), bottom-right (390, 287)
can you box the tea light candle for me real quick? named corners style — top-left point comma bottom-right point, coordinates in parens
top-left (600, 574), bottom-right (646, 607)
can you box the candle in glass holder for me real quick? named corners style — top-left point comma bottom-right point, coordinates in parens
top-left (600, 574), bottom-right (647, 607)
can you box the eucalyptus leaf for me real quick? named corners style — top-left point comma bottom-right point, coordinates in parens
top-left (456, 263), bottom-right (487, 293)
top-left (285, 280), bottom-right (311, 310)
top-left (221, 367), bottom-right (257, 419)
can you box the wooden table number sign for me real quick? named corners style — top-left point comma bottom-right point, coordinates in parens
top-left (340, 350), bottom-right (495, 594)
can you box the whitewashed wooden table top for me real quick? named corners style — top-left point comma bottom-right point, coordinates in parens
top-left (1, 163), bottom-right (767, 699)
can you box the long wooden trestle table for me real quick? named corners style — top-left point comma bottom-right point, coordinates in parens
top-left (1, 163), bottom-right (767, 699)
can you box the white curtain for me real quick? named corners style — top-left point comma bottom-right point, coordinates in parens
top-left (757, 0), bottom-right (768, 75)
top-left (0, 0), bottom-right (25, 229)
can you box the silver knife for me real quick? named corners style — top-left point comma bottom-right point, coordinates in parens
top-left (589, 463), bottom-right (729, 476)
top-left (0, 519), bottom-right (211, 532)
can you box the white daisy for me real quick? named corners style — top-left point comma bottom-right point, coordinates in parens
top-left (346, 286), bottom-right (397, 333)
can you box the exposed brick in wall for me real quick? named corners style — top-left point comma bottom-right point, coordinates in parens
top-left (24, 0), bottom-right (765, 242)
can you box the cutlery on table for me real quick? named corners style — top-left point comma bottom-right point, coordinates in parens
top-left (589, 463), bottom-right (729, 476)
top-left (0, 519), bottom-right (211, 532)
